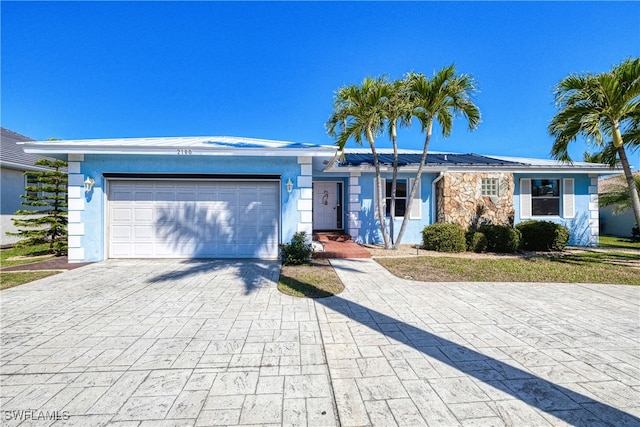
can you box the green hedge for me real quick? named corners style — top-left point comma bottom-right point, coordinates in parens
top-left (479, 224), bottom-right (521, 253)
top-left (422, 223), bottom-right (466, 252)
top-left (465, 231), bottom-right (488, 253)
top-left (516, 220), bottom-right (569, 251)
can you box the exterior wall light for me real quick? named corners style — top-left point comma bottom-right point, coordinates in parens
top-left (84, 177), bottom-right (95, 193)
top-left (286, 178), bottom-right (294, 194)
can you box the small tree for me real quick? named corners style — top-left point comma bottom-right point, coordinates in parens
top-left (7, 158), bottom-right (68, 255)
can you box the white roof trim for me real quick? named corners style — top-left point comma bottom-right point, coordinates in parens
top-left (20, 136), bottom-right (337, 156)
top-left (0, 160), bottom-right (64, 172)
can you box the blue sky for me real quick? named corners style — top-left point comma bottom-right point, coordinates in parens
top-left (2, 1), bottom-right (639, 168)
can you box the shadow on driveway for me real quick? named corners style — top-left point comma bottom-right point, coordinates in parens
top-left (145, 259), bottom-right (280, 295)
top-left (316, 290), bottom-right (639, 426)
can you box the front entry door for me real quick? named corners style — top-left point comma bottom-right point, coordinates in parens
top-left (313, 182), bottom-right (340, 230)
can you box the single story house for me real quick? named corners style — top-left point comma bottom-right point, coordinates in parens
top-left (20, 136), bottom-right (618, 263)
top-left (0, 128), bottom-right (64, 247)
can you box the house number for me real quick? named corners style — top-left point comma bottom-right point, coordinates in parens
top-left (177, 149), bottom-right (192, 155)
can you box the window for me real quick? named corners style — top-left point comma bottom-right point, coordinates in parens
top-left (375, 177), bottom-right (421, 220)
top-left (385, 179), bottom-right (406, 217)
top-left (481, 178), bottom-right (499, 196)
top-left (25, 173), bottom-right (42, 198)
top-left (531, 179), bottom-right (560, 216)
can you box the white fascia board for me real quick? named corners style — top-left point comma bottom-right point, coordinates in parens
top-left (21, 145), bottom-right (336, 157)
top-left (18, 136), bottom-right (338, 157)
top-left (0, 161), bottom-right (64, 172)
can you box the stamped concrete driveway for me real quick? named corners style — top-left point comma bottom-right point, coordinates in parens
top-left (0, 258), bottom-right (638, 426)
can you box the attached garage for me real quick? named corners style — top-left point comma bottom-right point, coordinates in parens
top-left (108, 179), bottom-right (280, 259)
top-left (19, 136), bottom-right (339, 263)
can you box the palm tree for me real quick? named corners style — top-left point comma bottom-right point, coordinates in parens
top-left (549, 57), bottom-right (640, 228)
top-left (393, 66), bottom-right (481, 248)
top-left (583, 143), bottom-right (620, 166)
top-left (326, 76), bottom-right (395, 248)
top-left (384, 78), bottom-right (413, 244)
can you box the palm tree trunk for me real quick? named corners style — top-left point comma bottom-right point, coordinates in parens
top-left (616, 145), bottom-right (640, 228)
top-left (394, 119), bottom-right (433, 248)
top-left (390, 121), bottom-right (399, 246)
top-left (368, 128), bottom-right (392, 249)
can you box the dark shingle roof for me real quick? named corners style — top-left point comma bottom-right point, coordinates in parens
top-left (1, 128), bottom-right (41, 167)
top-left (341, 152), bottom-right (527, 167)
top-left (0, 128), bottom-right (63, 170)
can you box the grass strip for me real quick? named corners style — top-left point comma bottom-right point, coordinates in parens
top-left (1, 271), bottom-right (61, 290)
top-left (278, 259), bottom-right (344, 298)
top-left (599, 235), bottom-right (640, 250)
top-left (1, 243), bottom-right (55, 268)
top-left (377, 252), bottom-right (640, 285)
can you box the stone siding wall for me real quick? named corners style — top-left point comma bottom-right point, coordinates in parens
top-left (436, 172), bottom-right (515, 229)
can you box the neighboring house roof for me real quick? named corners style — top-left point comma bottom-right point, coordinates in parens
top-left (326, 149), bottom-right (621, 174)
top-left (1, 128), bottom-right (42, 169)
top-left (1, 128), bottom-right (67, 172)
top-left (20, 136), bottom-right (337, 156)
top-left (599, 171), bottom-right (640, 193)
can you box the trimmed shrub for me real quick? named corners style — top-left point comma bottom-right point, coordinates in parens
top-left (466, 231), bottom-right (488, 253)
top-left (516, 220), bottom-right (569, 251)
top-left (422, 223), bottom-right (466, 252)
top-left (281, 231), bottom-right (313, 265)
top-left (479, 224), bottom-right (521, 253)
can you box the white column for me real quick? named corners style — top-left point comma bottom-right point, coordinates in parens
top-left (348, 172), bottom-right (362, 242)
top-left (588, 174), bottom-right (599, 246)
top-left (67, 154), bottom-right (85, 261)
top-left (297, 156), bottom-right (313, 237)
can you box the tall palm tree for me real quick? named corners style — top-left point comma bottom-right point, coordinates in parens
top-left (393, 66), bottom-right (481, 248)
top-left (583, 143), bottom-right (620, 166)
top-left (384, 79), bottom-right (413, 244)
top-left (549, 57), bottom-right (640, 228)
top-left (326, 76), bottom-right (395, 248)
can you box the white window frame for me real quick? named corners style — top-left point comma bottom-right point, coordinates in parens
top-left (375, 177), bottom-right (421, 220)
top-left (385, 179), bottom-right (408, 218)
top-left (520, 178), bottom-right (574, 219)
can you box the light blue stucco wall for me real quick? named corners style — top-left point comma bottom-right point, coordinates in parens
top-left (1, 167), bottom-right (27, 245)
top-left (514, 173), bottom-right (596, 246)
top-left (355, 172), bottom-right (436, 245)
top-left (78, 154), bottom-right (303, 261)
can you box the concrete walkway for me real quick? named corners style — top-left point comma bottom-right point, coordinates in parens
top-left (0, 259), bottom-right (638, 426)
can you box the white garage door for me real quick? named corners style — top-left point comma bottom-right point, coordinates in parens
top-left (108, 180), bottom-right (279, 259)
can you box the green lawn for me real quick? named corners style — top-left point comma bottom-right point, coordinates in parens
top-left (1, 243), bottom-right (58, 289)
top-left (1, 243), bottom-right (54, 268)
top-left (377, 251), bottom-right (640, 285)
top-left (599, 235), bottom-right (640, 250)
top-left (1, 271), bottom-right (61, 290)
top-left (278, 259), bottom-right (344, 298)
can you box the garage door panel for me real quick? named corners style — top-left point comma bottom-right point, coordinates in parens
top-left (112, 208), bottom-right (132, 222)
top-left (155, 191), bottom-right (177, 201)
top-left (133, 225), bottom-right (154, 239)
top-left (109, 180), bottom-right (279, 259)
top-left (111, 225), bottom-right (132, 239)
top-left (134, 208), bottom-right (154, 222)
top-left (133, 243), bottom-right (155, 257)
